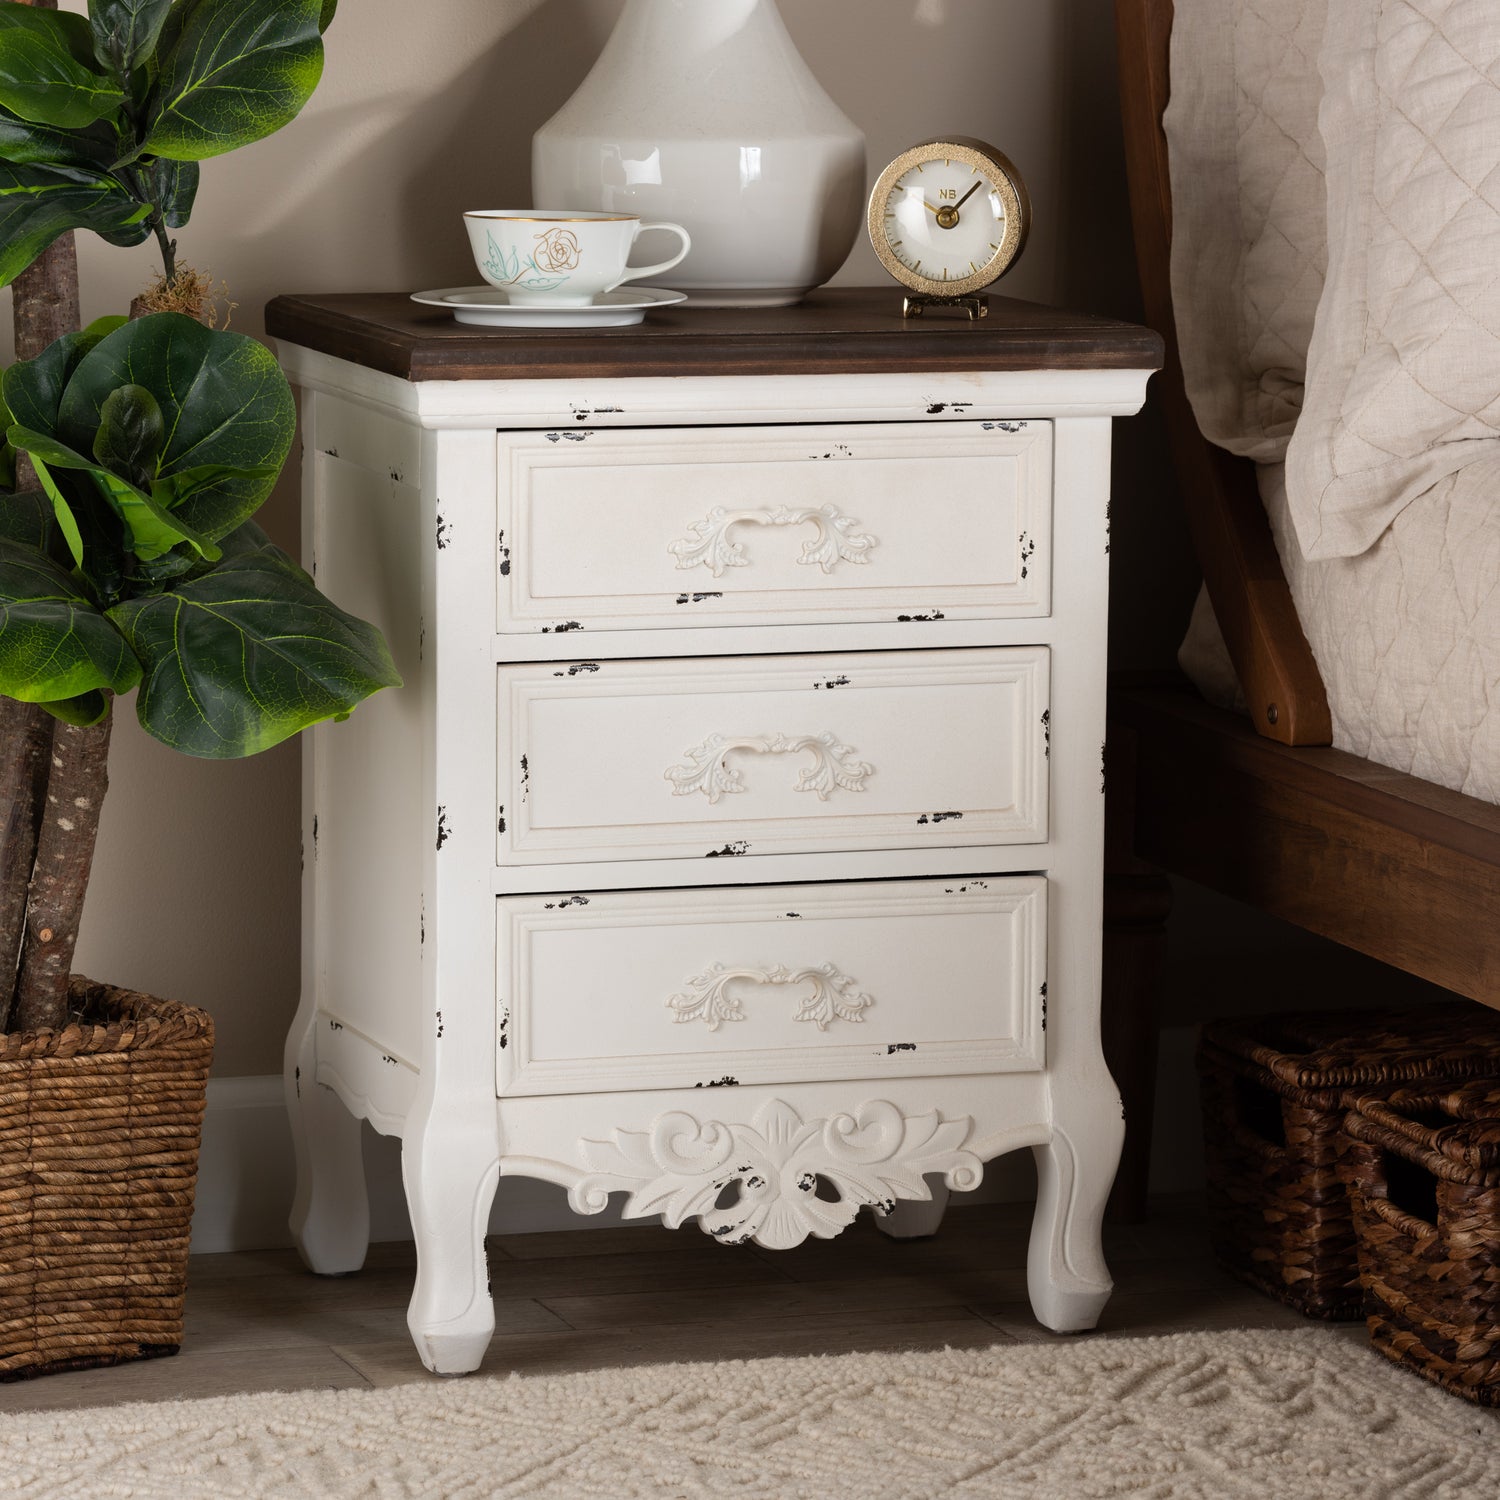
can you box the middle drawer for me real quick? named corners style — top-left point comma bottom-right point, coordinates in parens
top-left (498, 647), bottom-right (1049, 864)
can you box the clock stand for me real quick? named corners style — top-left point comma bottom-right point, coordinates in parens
top-left (903, 293), bottom-right (991, 320)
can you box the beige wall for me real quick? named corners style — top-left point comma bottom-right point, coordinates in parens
top-left (7, 0), bottom-right (1158, 1075)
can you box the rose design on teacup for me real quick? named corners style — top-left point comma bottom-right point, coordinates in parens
top-left (533, 228), bottom-right (581, 273)
top-left (480, 228), bottom-right (573, 292)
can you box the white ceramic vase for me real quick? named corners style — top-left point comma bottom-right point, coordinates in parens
top-left (532, 0), bottom-right (866, 307)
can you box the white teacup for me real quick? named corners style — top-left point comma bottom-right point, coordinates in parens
top-left (464, 210), bottom-right (691, 306)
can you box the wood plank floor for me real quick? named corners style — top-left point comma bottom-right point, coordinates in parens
top-left (0, 1194), bottom-right (1405, 1413)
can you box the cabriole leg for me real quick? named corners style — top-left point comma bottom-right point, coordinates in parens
top-left (285, 1010), bottom-right (370, 1275)
top-left (1027, 1112), bottom-right (1121, 1332)
top-left (403, 1127), bottom-right (500, 1376)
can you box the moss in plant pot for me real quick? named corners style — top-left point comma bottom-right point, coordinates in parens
top-left (129, 265), bottom-right (235, 326)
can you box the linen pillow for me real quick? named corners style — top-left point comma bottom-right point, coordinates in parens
top-left (1287, 0), bottom-right (1500, 560)
top-left (1165, 0), bottom-right (1328, 463)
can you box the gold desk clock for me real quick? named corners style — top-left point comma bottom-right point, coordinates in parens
top-left (866, 136), bottom-right (1031, 319)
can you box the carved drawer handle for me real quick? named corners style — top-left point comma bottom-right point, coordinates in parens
top-left (665, 731), bottom-right (873, 803)
top-left (668, 503), bottom-right (877, 577)
top-left (667, 962), bottom-right (874, 1031)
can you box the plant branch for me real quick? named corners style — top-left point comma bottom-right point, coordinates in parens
top-left (13, 715), bottom-right (112, 1033)
top-left (4, 1), bottom-right (88, 1034)
top-left (151, 215), bottom-right (178, 287)
top-left (120, 164), bottom-right (179, 290)
top-left (12, 233), bottom-right (81, 361)
top-left (0, 698), bottom-right (53, 1031)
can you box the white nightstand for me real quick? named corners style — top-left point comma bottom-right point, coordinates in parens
top-left (268, 290), bottom-right (1160, 1374)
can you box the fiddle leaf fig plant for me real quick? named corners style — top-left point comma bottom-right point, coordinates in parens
top-left (0, 312), bottom-right (399, 751)
top-left (0, 0), bottom-right (335, 289)
top-left (0, 0), bottom-right (363, 1036)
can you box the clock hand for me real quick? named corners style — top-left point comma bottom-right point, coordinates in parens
top-left (952, 180), bottom-right (984, 213)
top-left (932, 182), bottom-right (984, 231)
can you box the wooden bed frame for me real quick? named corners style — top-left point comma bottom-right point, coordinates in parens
top-left (1102, 0), bottom-right (1500, 1218)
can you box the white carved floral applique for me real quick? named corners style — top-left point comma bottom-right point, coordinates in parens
top-left (668, 502), bottom-right (877, 576)
top-left (665, 731), bottom-right (873, 803)
top-left (568, 1099), bottom-right (982, 1250)
top-left (666, 961), bottom-right (873, 1031)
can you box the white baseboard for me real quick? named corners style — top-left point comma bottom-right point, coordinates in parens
top-left (190, 1075), bottom-right (1050, 1254)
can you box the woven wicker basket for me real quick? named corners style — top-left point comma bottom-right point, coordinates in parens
top-left (1340, 1082), bottom-right (1500, 1406)
top-left (1198, 1005), bottom-right (1500, 1320)
top-left (0, 977), bottom-right (213, 1380)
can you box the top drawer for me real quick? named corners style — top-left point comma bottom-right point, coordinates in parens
top-left (497, 420), bottom-right (1051, 633)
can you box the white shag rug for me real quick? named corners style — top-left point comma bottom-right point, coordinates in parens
top-left (2, 1329), bottom-right (1497, 1499)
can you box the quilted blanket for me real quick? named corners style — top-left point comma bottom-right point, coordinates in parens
top-left (1168, 0), bottom-right (1500, 801)
top-left (1264, 459), bottom-right (1500, 801)
top-left (1287, 0), bottom-right (1500, 560)
top-left (1165, 0), bottom-right (1327, 462)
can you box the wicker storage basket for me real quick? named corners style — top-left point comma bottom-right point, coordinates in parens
top-left (0, 977), bottom-right (213, 1380)
top-left (1340, 1082), bottom-right (1500, 1405)
top-left (1198, 1005), bottom-right (1500, 1320)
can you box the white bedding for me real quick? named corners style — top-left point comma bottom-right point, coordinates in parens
top-left (1166, 0), bottom-right (1500, 802)
top-left (1164, 0), bottom-right (1326, 464)
top-left (1286, 0), bottom-right (1500, 560)
top-left (1259, 459), bottom-right (1500, 801)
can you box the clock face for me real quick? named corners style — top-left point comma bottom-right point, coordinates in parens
top-left (881, 159), bottom-right (1006, 286)
top-left (867, 139), bottom-right (1029, 297)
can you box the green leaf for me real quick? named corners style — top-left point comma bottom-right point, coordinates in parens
top-left (0, 159), bottom-right (147, 286)
top-left (0, 376), bottom-right (11, 492)
top-left (0, 5), bottom-right (125, 129)
top-left (55, 313), bottom-right (294, 541)
top-left (35, 688), bottom-right (108, 726)
top-left (107, 526), bottom-right (400, 759)
top-left (2, 317), bottom-right (127, 520)
top-left (88, 0), bottom-right (176, 77)
top-left (104, 470), bottom-right (219, 561)
top-left (8, 421), bottom-right (219, 562)
top-left (0, 102), bottom-right (116, 169)
top-left (2, 316), bottom-right (127, 438)
top-left (0, 537), bottom-right (139, 705)
top-left (131, 544), bottom-right (201, 586)
top-left (149, 154), bottom-right (197, 227)
top-left (94, 382), bottom-right (164, 490)
top-left (319, 1), bottom-right (337, 31)
top-left (83, 313), bottom-right (131, 342)
top-left (157, 459), bottom-right (280, 509)
top-left (142, 0), bottom-right (325, 162)
top-left (0, 490), bottom-right (51, 548)
top-left (4, 322), bottom-right (102, 435)
top-left (94, 214), bottom-right (151, 248)
top-left (27, 454), bottom-right (84, 568)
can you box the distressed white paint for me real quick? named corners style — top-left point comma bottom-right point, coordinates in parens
top-left (274, 347), bottom-right (1152, 430)
top-left (497, 877), bottom-right (1045, 1096)
top-left (498, 647), bottom-right (1049, 863)
top-left (281, 350), bottom-right (1147, 1373)
top-left (498, 421), bottom-right (1051, 631)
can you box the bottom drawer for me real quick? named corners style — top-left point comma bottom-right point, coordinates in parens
top-left (497, 876), bottom-right (1046, 1097)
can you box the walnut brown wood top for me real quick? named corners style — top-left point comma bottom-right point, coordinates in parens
top-left (263, 288), bottom-right (1162, 383)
